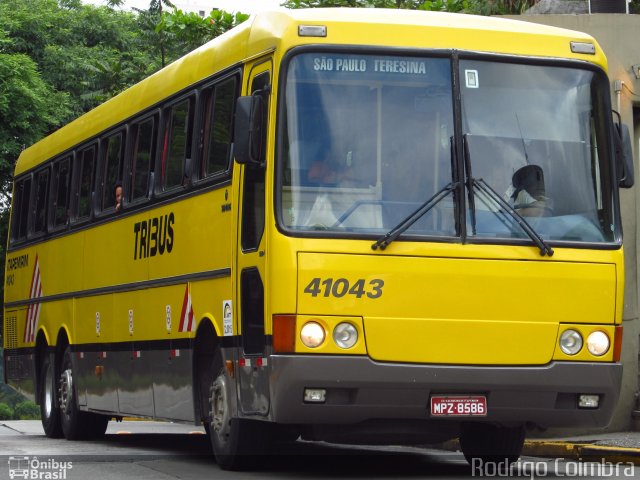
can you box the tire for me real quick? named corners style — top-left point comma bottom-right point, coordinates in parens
top-left (207, 350), bottom-right (269, 471)
top-left (39, 353), bottom-right (63, 438)
top-left (459, 422), bottom-right (525, 466)
top-left (59, 347), bottom-right (109, 440)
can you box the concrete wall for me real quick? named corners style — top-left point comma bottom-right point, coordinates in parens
top-left (504, 13), bottom-right (640, 432)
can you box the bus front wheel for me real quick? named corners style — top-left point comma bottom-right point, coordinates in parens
top-left (59, 347), bottom-right (109, 440)
top-left (207, 355), bottom-right (267, 470)
top-left (459, 422), bottom-right (525, 466)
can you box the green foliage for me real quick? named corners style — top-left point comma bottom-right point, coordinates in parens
top-left (13, 400), bottom-right (40, 420)
top-left (283, 0), bottom-right (537, 12)
top-left (156, 9), bottom-right (250, 63)
top-left (0, 402), bottom-right (13, 420)
top-left (0, 53), bottom-right (71, 199)
top-left (419, 0), bottom-right (468, 12)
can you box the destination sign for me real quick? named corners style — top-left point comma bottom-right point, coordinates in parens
top-left (312, 56), bottom-right (428, 75)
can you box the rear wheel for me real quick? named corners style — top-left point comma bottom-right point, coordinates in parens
top-left (460, 422), bottom-right (525, 466)
top-left (39, 354), bottom-right (63, 438)
top-left (59, 347), bottom-right (109, 440)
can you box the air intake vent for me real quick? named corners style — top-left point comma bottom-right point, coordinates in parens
top-left (5, 313), bottom-right (18, 349)
top-left (590, 0), bottom-right (628, 13)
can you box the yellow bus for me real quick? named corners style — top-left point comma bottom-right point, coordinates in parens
top-left (3, 8), bottom-right (634, 470)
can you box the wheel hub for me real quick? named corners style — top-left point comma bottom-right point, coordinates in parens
top-left (209, 374), bottom-right (231, 444)
top-left (58, 368), bottom-right (73, 414)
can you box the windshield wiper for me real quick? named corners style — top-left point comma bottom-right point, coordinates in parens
top-left (371, 182), bottom-right (457, 251)
top-left (472, 177), bottom-right (554, 257)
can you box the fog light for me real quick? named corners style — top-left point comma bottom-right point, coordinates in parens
top-left (304, 388), bottom-right (326, 403)
top-left (300, 321), bottom-right (325, 348)
top-left (578, 394), bottom-right (600, 409)
top-left (333, 322), bottom-right (358, 349)
top-left (559, 329), bottom-right (583, 355)
top-left (586, 331), bottom-right (610, 356)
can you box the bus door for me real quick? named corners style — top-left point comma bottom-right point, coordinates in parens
top-left (235, 59), bottom-right (271, 416)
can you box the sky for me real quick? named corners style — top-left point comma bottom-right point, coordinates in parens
top-left (84, 0), bottom-right (284, 14)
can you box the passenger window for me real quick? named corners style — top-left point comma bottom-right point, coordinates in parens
top-left (162, 99), bottom-right (193, 190)
top-left (33, 169), bottom-right (50, 235)
top-left (101, 132), bottom-right (124, 210)
top-left (77, 145), bottom-right (95, 221)
top-left (202, 77), bottom-right (237, 178)
top-left (11, 178), bottom-right (31, 243)
top-left (52, 156), bottom-right (72, 227)
top-left (131, 117), bottom-right (156, 201)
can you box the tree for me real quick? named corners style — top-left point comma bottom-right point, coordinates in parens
top-left (155, 9), bottom-right (250, 63)
top-left (0, 0), bottom-right (158, 120)
top-left (0, 403), bottom-right (13, 421)
top-left (0, 53), bottom-right (71, 203)
top-left (135, 0), bottom-right (176, 68)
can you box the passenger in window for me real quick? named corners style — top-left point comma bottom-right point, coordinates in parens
top-left (114, 183), bottom-right (123, 213)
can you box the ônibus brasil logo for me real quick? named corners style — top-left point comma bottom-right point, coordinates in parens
top-left (8, 456), bottom-right (72, 479)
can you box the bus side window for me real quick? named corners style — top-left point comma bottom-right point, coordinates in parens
top-left (52, 155), bottom-right (72, 228)
top-left (200, 77), bottom-right (237, 179)
top-left (130, 116), bottom-right (156, 202)
top-left (76, 145), bottom-right (96, 222)
top-left (101, 132), bottom-right (124, 211)
top-left (162, 97), bottom-right (194, 191)
top-left (32, 168), bottom-right (50, 236)
top-left (10, 177), bottom-right (32, 244)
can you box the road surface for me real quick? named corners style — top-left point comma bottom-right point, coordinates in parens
top-left (1, 421), bottom-right (637, 480)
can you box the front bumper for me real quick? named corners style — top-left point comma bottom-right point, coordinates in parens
top-left (269, 355), bottom-right (621, 428)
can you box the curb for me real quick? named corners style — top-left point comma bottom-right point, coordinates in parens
top-left (438, 439), bottom-right (640, 466)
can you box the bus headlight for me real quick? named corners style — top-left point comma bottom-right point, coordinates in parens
top-left (333, 322), bottom-right (358, 349)
top-left (300, 322), bottom-right (325, 348)
top-left (559, 329), bottom-right (583, 355)
top-left (586, 331), bottom-right (610, 356)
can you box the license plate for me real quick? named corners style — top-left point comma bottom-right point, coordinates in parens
top-left (430, 395), bottom-right (487, 417)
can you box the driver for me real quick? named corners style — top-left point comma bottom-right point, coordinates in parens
top-left (508, 165), bottom-right (553, 217)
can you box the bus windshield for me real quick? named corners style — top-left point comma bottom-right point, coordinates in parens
top-left (462, 60), bottom-right (615, 244)
top-left (279, 52), bottom-right (616, 245)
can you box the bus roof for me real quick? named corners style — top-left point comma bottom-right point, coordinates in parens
top-left (15, 8), bottom-right (605, 177)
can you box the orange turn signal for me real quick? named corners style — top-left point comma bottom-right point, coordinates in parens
top-left (273, 315), bottom-right (296, 353)
top-left (613, 325), bottom-right (623, 362)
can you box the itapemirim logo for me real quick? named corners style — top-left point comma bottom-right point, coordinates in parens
top-left (8, 456), bottom-right (72, 480)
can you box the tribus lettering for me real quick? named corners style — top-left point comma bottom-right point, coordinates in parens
top-left (133, 212), bottom-right (174, 260)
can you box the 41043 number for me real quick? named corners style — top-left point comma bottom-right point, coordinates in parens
top-left (303, 277), bottom-right (384, 299)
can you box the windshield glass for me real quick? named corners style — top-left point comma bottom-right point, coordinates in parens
top-left (280, 53), bottom-right (456, 237)
top-left (278, 52), bottom-right (617, 246)
top-left (461, 60), bottom-right (615, 243)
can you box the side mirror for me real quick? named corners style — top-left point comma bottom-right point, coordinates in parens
top-left (615, 122), bottom-right (634, 188)
top-left (234, 96), bottom-right (264, 165)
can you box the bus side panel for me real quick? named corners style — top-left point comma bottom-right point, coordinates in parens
top-left (74, 294), bottom-right (119, 412)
